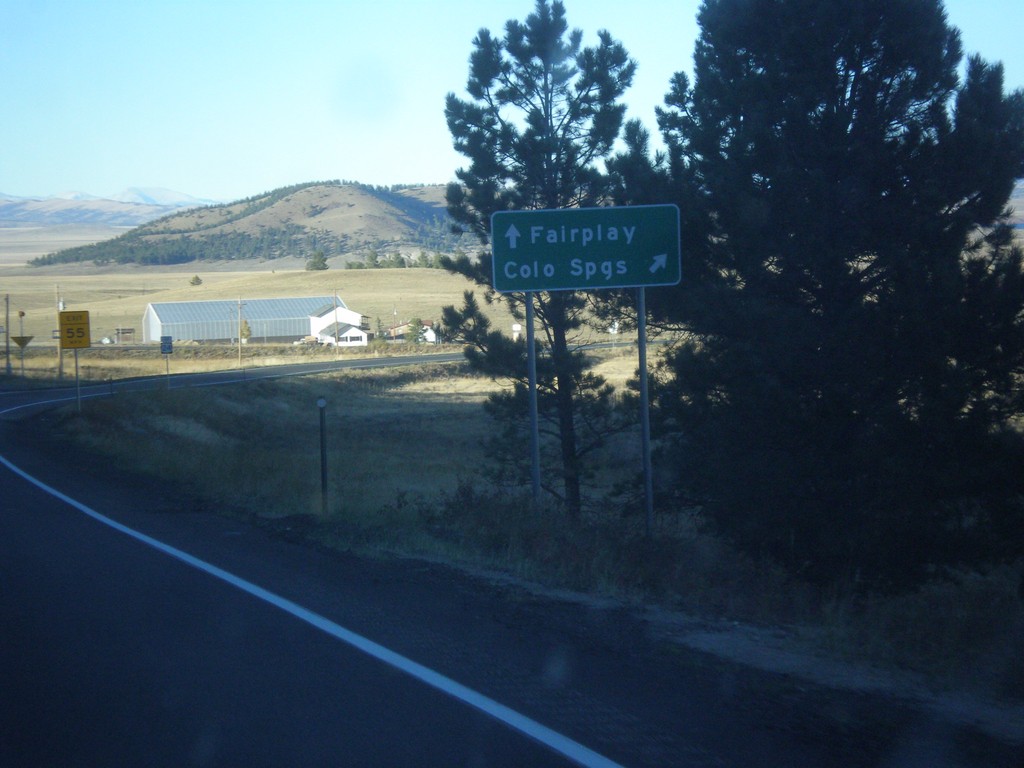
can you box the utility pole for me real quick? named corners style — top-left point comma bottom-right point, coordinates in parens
top-left (237, 297), bottom-right (244, 369)
top-left (56, 284), bottom-right (64, 380)
top-left (4, 294), bottom-right (10, 375)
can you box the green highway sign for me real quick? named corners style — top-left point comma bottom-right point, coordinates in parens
top-left (491, 204), bottom-right (680, 292)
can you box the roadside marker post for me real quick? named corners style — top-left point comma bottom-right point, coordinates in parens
top-left (490, 205), bottom-right (681, 534)
top-left (317, 397), bottom-right (329, 516)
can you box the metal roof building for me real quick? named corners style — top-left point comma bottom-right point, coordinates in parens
top-left (142, 296), bottom-right (347, 343)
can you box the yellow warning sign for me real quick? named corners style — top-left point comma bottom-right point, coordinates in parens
top-left (59, 310), bottom-right (91, 349)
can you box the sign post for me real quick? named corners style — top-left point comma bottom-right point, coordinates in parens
top-left (11, 335), bottom-right (32, 376)
top-left (59, 310), bottom-right (90, 411)
top-left (160, 335), bottom-right (173, 388)
top-left (490, 204), bottom-right (681, 532)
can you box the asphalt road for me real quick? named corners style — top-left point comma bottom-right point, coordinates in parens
top-left (0, 463), bottom-right (577, 767)
top-left (1, 361), bottom-right (1021, 767)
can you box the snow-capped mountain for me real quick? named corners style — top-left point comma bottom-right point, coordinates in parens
top-left (0, 187), bottom-right (214, 227)
top-left (110, 187), bottom-right (217, 207)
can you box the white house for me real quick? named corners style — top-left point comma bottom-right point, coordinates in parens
top-left (310, 302), bottom-right (370, 347)
top-left (390, 321), bottom-right (439, 344)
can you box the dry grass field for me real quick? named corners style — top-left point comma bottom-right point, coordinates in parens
top-left (0, 224), bottom-right (130, 265)
top-left (0, 266), bottom-right (524, 357)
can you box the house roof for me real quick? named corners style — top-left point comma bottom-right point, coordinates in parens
top-left (320, 322), bottom-right (364, 336)
top-left (148, 297), bottom-right (343, 323)
top-left (311, 299), bottom-right (351, 317)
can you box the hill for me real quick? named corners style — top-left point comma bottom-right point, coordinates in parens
top-left (27, 182), bottom-right (461, 268)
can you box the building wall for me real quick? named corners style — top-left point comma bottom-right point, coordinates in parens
top-left (318, 327), bottom-right (368, 347)
top-left (310, 306), bottom-right (364, 336)
top-left (143, 297), bottom-right (349, 343)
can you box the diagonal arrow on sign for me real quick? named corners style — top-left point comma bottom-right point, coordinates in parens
top-left (649, 253), bottom-right (668, 273)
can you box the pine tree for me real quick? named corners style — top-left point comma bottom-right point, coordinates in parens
top-left (442, 0), bottom-right (636, 516)
top-left (613, 0), bottom-right (1024, 587)
top-left (306, 250), bottom-right (329, 271)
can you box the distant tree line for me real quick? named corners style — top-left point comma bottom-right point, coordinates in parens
top-left (346, 248), bottom-right (464, 270)
top-left (30, 226), bottom-right (341, 267)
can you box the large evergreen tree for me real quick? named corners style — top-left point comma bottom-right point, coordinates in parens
top-left (442, 0), bottom-right (635, 516)
top-left (613, 0), bottom-right (1024, 587)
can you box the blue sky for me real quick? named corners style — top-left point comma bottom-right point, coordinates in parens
top-left (1, 0), bottom-right (1021, 202)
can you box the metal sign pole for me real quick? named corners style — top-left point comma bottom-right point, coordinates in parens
top-left (638, 287), bottom-right (654, 537)
top-left (525, 293), bottom-right (541, 505)
top-left (75, 348), bottom-right (82, 413)
top-left (160, 336), bottom-right (173, 389)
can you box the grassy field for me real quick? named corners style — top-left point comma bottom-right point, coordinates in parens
top-left (0, 266), bottom-right (528, 358)
top-left (0, 224), bottom-right (130, 265)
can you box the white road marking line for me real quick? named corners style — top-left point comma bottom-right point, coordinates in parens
top-left (0, 453), bottom-right (627, 768)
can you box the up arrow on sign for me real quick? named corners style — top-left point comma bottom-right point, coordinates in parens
top-left (491, 204), bottom-right (681, 293)
top-left (504, 224), bottom-right (522, 250)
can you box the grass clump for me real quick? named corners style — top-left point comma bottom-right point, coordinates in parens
top-left (823, 568), bottom-right (1024, 699)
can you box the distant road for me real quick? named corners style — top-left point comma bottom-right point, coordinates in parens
top-left (0, 351), bottom-right (465, 416)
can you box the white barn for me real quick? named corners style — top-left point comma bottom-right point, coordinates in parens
top-left (142, 296), bottom-right (368, 344)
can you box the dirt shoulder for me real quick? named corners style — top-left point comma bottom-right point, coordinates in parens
top-left (433, 558), bottom-right (1024, 747)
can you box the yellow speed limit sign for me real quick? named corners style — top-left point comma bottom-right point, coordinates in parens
top-left (59, 310), bottom-right (91, 349)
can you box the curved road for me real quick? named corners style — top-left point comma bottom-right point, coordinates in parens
top-left (0, 352), bottom-right (465, 416)
top-left (1, 359), bottom-right (1021, 767)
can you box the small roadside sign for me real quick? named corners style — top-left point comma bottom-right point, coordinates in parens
top-left (160, 335), bottom-right (173, 354)
top-left (11, 336), bottom-right (33, 348)
top-left (59, 310), bottom-right (91, 349)
top-left (491, 204), bottom-right (681, 293)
